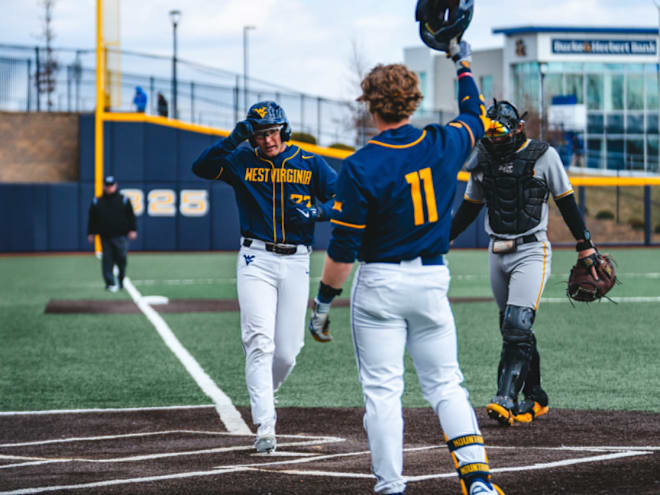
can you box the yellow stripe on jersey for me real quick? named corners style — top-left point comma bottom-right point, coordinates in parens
top-left (555, 189), bottom-right (574, 199)
top-left (368, 130), bottom-right (426, 149)
top-left (259, 157), bottom-right (278, 242)
top-left (279, 147), bottom-right (301, 243)
top-left (214, 167), bottom-right (224, 180)
top-left (455, 120), bottom-right (475, 147)
top-left (330, 218), bottom-right (366, 229)
top-left (464, 195), bottom-right (484, 204)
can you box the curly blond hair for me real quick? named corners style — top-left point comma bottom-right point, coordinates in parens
top-left (357, 64), bottom-right (423, 123)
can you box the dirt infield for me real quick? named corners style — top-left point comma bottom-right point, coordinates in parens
top-left (0, 406), bottom-right (658, 494)
top-left (44, 297), bottom-right (496, 314)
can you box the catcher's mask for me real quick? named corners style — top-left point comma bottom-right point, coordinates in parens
top-left (246, 100), bottom-right (292, 147)
top-left (416, 0), bottom-right (474, 52)
top-left (482, 99), bottom-right (528, 159)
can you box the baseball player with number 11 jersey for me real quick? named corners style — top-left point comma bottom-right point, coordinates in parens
top-left (308, 37), bottom-right (505, 495)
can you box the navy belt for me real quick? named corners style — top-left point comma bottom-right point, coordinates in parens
top-left (368, 253), bottom-right (444, 266)
top-left (242, 238), bottom-right (298, 255)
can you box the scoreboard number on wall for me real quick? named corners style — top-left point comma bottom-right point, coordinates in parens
top-left (121, 189), bottom-right (209, 217)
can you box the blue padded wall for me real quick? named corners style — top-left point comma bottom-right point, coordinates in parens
top-left (111, 123), bottom-right (145, 183)
top-left (210, 183), bottom-right (241, 251)
top-left (48, 183), bottom-right (80, 251)
top-left (0, 117), bottom-right (489, 252)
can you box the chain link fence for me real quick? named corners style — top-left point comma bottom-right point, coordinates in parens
top-left (0, 43), bottom-right (364, 148)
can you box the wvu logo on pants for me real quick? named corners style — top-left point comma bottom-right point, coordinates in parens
top-left (243, 254), bottom-right (255, 266)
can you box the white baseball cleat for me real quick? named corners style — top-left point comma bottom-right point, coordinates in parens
top-left (470, 480), bottom-right (506, 495)
top-left (255, 434), bottom-right (276, 454)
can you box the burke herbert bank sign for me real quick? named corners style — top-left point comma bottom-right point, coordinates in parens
top-left (552, 39), bottom-right (657, 56)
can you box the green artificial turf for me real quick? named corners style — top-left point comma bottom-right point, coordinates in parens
top-left (0, 248), bottom-right (658, 413)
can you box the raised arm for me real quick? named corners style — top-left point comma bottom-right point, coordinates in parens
top-left (192, 120), bottom-right (253, 179)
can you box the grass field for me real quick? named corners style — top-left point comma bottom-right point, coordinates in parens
top-left (1, 248), bottom-right (659, 414)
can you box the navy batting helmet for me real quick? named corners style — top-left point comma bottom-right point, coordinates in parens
top-left (246, 100), bottom-right (292, 147)
top-left (416, 0), bottom-right (474, 52)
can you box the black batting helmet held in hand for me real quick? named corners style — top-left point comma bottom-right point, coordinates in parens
top-left (246, 100), bottom-right (292, 147)
top-left (416, 0), bottom-right (474, 52)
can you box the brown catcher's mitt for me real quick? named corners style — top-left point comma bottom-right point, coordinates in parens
top-left (567, 252), bottom-right (617, 302)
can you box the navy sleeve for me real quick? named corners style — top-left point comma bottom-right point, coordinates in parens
top-left (313, 156), bottom-right (338, 202)
top-left (313, 156), bottom-right (338, 219)
top-left (327, 159), bottom-right (367, 263)
top-left (192, 137), bottom-right (238, 181)
top-left (445, 65), bottom-right (487, 162)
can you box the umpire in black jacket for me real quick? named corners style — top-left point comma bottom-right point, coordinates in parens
top-left (87, 176), bottom-right (137, 291)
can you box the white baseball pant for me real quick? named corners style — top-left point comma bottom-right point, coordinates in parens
top-left (236, 238), bottom-right (310, 436)
top-left (351, 258), bottom-right (487, 494)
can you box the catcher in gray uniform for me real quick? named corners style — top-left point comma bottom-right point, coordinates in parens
top-left (450, 100), bottom-right (602, 426)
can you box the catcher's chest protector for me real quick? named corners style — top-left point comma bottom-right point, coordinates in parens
top-left (479, 140), bottom-right (550, 235)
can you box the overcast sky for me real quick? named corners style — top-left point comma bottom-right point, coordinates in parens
top-left (2, 0), bottom-right (660, 100)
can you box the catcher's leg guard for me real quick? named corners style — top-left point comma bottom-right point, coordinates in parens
top-left (488, 305), bottom-right (535, 426)
top-left (514, 337), bottom-right (550, 423)
top-left (446, 434), bottom-right (505, 495)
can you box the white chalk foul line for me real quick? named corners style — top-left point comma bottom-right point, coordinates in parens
top-left (122, 277), bottom-right (251, 435)
top-left (0, 404), bottom-right (214, 416)
top-left (0, 443), bottom-right (654, 494)
top-left (541, 296), bottom-right (660, 303)
top-left (0, 468), bottom-right (251, 495)
top-left (0, 430), bottom-right (344, 467)
top-left (239, 447), bottom-right (655, 484)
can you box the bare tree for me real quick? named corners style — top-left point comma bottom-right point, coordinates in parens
top-left (344, 37), bottom-right (376, 147)
top-left (37, 0), bottom-right (58, 111)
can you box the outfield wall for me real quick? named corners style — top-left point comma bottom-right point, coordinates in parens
top-left (0, 114), bottom-right (488, 252)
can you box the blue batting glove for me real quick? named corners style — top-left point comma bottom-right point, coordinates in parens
top-left (226, 120), bottom-right (254, 149)
top-left (287, 200), bottom-right (324, 227)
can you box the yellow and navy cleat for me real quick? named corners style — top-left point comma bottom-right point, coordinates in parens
top-left (486, 396), bottom-right (515, 426)
top-left (513, 399), bottom-right (549, 423)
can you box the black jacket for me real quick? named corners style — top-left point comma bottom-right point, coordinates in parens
top-left (88, 192), bottom-right (137, 237)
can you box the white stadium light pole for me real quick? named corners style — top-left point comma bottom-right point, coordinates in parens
top-left (243, 25), bottom-right (255, 114)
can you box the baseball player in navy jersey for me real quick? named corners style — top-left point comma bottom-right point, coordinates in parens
top-left (192, 101), bottom-right (337, 453)
top-left (450, 100), bottom-right (600, 427)
top-left (307, 42), bottom-right (505, 495)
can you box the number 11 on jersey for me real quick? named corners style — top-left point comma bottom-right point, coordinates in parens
top-left (405, 167), bottom-right (438, 226)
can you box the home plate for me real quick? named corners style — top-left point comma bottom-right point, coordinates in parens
top-left (252, 451), bottom-right (319, 457)
top-left (142, 295), bottom-right (169, 305)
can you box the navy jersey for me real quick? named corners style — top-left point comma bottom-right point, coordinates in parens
top-left (193, 142), bottom-right (337, 245)
top-left (328, 67), bottom-right (486, 263)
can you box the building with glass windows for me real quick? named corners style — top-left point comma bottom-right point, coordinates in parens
top-left (404, 26), bottom-right (660, 174)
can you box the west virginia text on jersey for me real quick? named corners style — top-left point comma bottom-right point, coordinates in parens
top-left (244, 167), bottom-right (313, 185)
top-left (192, 142), bottom-right (336, 245)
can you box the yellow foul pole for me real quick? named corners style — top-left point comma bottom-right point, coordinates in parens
top-left (94, 0), bottom-right (105, 253)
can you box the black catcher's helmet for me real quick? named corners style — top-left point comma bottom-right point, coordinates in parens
top-left (416, 0), bottom-right (474, 52)
top-left (246, 100), bottom-right (292, 147)
top-left (482, 99), bottom-right (528, 159)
